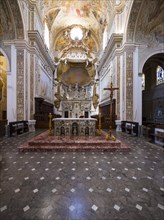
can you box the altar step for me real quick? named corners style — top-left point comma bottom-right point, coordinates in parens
top-left (19, 131), bottom-right (130, 152)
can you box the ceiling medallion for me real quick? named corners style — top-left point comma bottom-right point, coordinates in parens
top-left (70, 27), bottom-right (83, 41)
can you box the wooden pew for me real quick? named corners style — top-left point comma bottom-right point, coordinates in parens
top-left (9, 121), bottom-right (28, 137)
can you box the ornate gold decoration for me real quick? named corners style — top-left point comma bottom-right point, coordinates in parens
top-left (97, 112), bottom-right (102, 136)
top-left (92, 82), bottom-right (99, 109)
top-left (48, 113), bottom-right (52, 136)
top-left (54, 82), bottom-right (62, 109)
top-left (55, 82), bottom-right (62, 100)
top-left (54, 100), bottom-right (60, 110)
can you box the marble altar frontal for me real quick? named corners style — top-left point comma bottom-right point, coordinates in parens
top-left (53, 118), bottom-right (97, 136)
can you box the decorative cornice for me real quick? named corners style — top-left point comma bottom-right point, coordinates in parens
top-left (3, 39), bottom-right (33, 50)
top-left (97, 40), bottom-right (147, 68)
top-left (28, 31), bottom-right (55, 70)
top-left (114, 42), bottom-right (148, 56)
top-left (98, 33), bottom-right (123, 71)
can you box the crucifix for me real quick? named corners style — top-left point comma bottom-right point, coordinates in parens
top-left (104, 80), bottom-right (119, 140)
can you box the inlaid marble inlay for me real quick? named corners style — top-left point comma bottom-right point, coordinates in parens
top-left (30, 54), bottom-right (34, 119)
top-left (25, 51), bottom-right (28, 120)
top-left (126, 51), bottom-right (133, 120)
top-left (54, 118), bottom-right (97, 136)
top-left (17, 49), bottom-right (24, 120)
top-left (117, 56), bottom-right (120, 119)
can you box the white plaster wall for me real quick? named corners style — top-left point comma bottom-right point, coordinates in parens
top-left (119, 54), bottom-right (124, 120)
top-left (34, 11), bottom-right (44, 38)
top-left (33, 2), bottom-right (44, 39)
top-left (24, 50), bottom-right (28, 120)
top-left (122, 52), bottom-right (126, 120)
top-left (133, 47), bottom-right (142, 125)
top-left (113, 56), bottom-right (118, 113)
top-left (39, 65), bottom-right (53, 102)
top-left (7, 45), bottom-right (17, 122)
top-left (26, 51), bottom-right (31, 120)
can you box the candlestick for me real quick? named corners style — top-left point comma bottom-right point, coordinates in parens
top-left (48, 113), bottom-right (52, 136)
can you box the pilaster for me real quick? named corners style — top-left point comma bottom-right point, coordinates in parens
top-left (17, 49), bottom-right (25, 120)
top-left (126, 50), bottom-right (133, 120)
top-left (116, 56), bottom-right (120, 120)
top-left (30, 54), bottom-right (34, 119)
top-left (24, 50), bottom-right (29, 120)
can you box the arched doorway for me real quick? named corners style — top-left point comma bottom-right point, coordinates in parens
top-left (0, 52), bottom-right (8, 136)
top-left (142, 53), bottom-right (164, 126)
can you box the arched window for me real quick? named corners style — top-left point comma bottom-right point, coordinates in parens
top-left (156, 65), bottom-right (164, 85)
top-left (115, 0), bottom-right (121, 4)
top-left (44, 21), bottom-right (49, 49)
top-left (103, 26), bottom-right (108, 50)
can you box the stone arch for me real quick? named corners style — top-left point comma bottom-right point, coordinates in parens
top-left (0, 0), bottom-right (24, 41)
top-left (134, 0), bottom-right (164, 46)
top-left (0, 0), bottom-right (25, 71)
top-left (126, 0), bottom-right (142, 42)
top-left (142, 53), bottom-right (164, 125)
top-left (7, 0), bottom-right (24, 39)
top-left (139, 50), bottom-right (164, 74)
top-left (126, 0), bottom-right (163, 44)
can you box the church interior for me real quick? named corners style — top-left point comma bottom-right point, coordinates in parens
top-left (0, 0), bottom-right (164, 219)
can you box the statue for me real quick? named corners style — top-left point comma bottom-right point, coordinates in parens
top-left (48, 113), bottom-right (52, 136)
top-left (92, 82), bottom-right (99, 109)
top-left (54, 82), bottom-right (62, 109)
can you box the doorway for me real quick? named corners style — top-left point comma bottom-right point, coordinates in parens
top-left (142, 53), bottom-right (164, 126)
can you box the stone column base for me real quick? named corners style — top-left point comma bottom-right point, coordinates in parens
top-left (28, 120), bottom-right (36, 132)
top-left (115, 120), bottom-right (122, 132)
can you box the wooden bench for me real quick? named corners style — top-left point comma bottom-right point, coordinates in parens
top-left (0, 120), bottom-right (7, 137)
top-left (9, 121), bottom-right (29, 137)
top-left (121, 121), bottom-right (139, 136)
top-left (150, 131), bottom-right (164, 147)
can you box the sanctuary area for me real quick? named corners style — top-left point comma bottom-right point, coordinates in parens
top-left (0, 1), bottom-right (164, 219)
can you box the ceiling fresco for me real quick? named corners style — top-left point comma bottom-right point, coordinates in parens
top-left (41, 0), bottom-right (125, 85)
top-left (43, 0), bottom-right (110, 62)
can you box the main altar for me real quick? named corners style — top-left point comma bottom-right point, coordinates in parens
top-left (53, 60), bottom-right (99, 137)
top-left (54, 118), bottom-right (97, 136)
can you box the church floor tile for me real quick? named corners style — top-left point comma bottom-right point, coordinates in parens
top-left (0, 130), bottom-right (164, 220)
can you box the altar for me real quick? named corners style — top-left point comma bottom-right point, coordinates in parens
top-left (53, 118), bottom-right (97, 136)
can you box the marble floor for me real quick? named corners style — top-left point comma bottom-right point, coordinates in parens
top-left (0, 130), bottom-right (164, 220)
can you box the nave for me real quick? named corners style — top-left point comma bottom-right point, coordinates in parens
top-left (0, 131), bottom-right (164, 220)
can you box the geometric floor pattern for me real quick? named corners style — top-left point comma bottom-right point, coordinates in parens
top-left (0, 130), bottom-right (164, 220)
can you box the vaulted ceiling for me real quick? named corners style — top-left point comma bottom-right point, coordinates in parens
top-left (39, 0), bottom-right (125, 85)
top-left (42, 0), bottom-right (122, 63)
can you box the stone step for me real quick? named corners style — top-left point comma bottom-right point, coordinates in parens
top-left (18, 130), bottom-right (130, 152)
